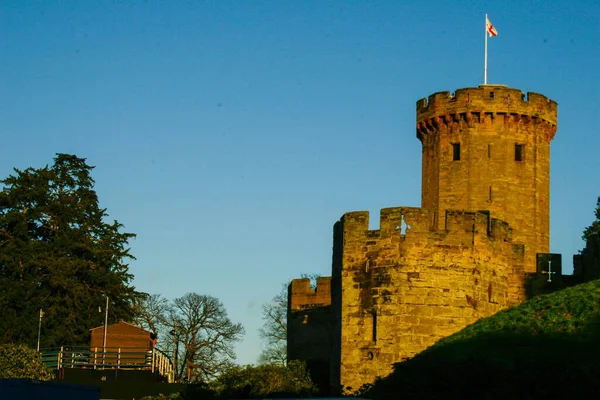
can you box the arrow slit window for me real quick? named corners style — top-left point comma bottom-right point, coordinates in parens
top-left (372, 311), bottom-right (377, 342)
top-left (452, 143), bottom-right (461, 161)
top-left (515, 144), bottom-right (524, 162)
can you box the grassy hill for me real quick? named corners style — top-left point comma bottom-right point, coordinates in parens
top-left (359, 280), bottom-right (600, 400)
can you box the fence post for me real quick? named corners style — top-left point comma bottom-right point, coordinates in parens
top-left (151, 349), bottom-right (155, 373)
top-left (58, 346), bottom-right (63, 370)
top-left (170, 359), bottom-right (174, 383)
top-left (93, 347), bottom-right (97, 369)
top-left (117, 348), bottom-right (121, 369)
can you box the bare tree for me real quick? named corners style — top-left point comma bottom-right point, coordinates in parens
top-left (166, 293), bottom-right (244, 382)
top-left (258, 284), bottom-right (287, 365)
top-left (131, 293), bottom-right (170, 340)
top-left (258, 274), bottom-right (320, 365)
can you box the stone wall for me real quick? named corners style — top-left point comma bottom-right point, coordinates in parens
top-left (287, 277), bottom-right (333, 393)
top-left (286, 85), bottom-right (556, 395)
top-left (331, 207), bottom-right (524, 392)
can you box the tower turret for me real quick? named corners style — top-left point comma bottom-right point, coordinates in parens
top-left (416, 85), bottom-right (557, 273)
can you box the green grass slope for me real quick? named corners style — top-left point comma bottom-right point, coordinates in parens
top-left (360, 280), bottom-right (600, 400)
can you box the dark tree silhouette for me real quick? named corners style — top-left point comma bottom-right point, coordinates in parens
top-left (0, 154), bottom-right (140, 347)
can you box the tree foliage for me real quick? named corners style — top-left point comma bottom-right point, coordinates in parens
top-left (0, 154), bottom-right (140, 347)
top-left (133, 292), bottom-right (245, 382)
top-left (209, 360), bottom-right (315, 398)
top-left (0, 344), bottom-right (54, 380)
top-left (139, 394), bottom-right (184, 400)
top-left (583, 196), bottom-right (600, 241)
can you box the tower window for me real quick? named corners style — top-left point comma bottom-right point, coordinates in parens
top-left (490, 92), bottom-right (495, 98)
top-left (488, 144), bottom-right (491, 159)
top-left (452, 143), bottom-right (461, 161)
top-left (515, 144), bottom-right (524, 161)
top-left (372, 311), bottom-right (377, 342)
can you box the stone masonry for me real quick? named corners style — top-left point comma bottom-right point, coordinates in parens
top-left (288, 85), bottom-right (558, 393)
top-left (418, 85), bottom-right (557, 274)
top-left (287, 277), bottom-right (333, 393)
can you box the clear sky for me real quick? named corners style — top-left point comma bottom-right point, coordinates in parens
top-left (2, 0), bottom-right (599, 365)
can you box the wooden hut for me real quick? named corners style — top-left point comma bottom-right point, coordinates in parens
top-left (89, 322), bottom-right (156, 366)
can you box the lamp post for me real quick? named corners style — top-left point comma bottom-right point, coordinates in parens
top-left (102, 295), bottom-right (108, 365)
top-left (36, 309), bottom-right (44, 351)
top-left (170, 328), bottom-right (179, 382)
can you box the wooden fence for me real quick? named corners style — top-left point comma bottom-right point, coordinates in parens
top-left (40, 346), bottom-right (174, 383)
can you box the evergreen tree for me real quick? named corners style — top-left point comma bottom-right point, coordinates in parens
top-left (0, 154), bottom-right (140, 347)
top-left (583, 196), bottom-right (600, 241)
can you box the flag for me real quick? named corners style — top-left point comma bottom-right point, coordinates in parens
top-left (486, 16), bottom-right (498, 37)
top-left (40, 309), bottom-right (45, 318)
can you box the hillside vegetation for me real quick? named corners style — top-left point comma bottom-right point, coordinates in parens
top-left (360, 280), bottom-right (600, 399)
top-left (0, 344), bottom-right (53, 380)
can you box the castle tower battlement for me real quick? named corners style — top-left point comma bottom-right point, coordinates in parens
top-left (337, 208), bottom-right (523, 279)
top-left (416, 86), bottom-right (557, 129)
top-left (340, 207), bottom-right (516, 244)
top-left (329, 207), bottom-right (525, 391)
top-left (287, 84), bottom-right (557, 395)
top-left (289, 277), bottom-right (332, 311)
top-left (416, 85), bottom-right (557, 274)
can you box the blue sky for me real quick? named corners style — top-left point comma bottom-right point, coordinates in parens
top-left (2, 1), bottom-right (598, 365)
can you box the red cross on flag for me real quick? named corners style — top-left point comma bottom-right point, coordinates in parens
top-left (486, 16), bottom-right (498, 37)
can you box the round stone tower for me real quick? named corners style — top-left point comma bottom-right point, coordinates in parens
top-left (416, 85), bottom-right (557, 273)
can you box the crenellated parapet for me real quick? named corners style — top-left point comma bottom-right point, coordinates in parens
top-left (341, 207), bottom-right (431, 239)
top-left (289, 277), bottom-right (332, 311)
top-left (340, 207), bottom-right (516, 246)
top-left (331, 206), bottom-right (526, 392)
top-left (416, 85), bottom-right (557, 143)
top-left (336, 206), bottom-right (525, 316)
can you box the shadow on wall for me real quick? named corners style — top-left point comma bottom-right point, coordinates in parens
top-left (358, 331), bottom-right (600, 399)
top-left (357, 281), bottom-right (600, 400)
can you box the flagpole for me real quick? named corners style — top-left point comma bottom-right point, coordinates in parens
top-left (484, 14), bottom-right (488, 84)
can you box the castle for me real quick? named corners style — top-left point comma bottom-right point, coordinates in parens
top-left (287, 84), bottom-right (568, 393)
